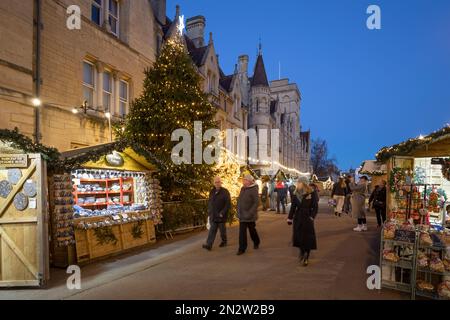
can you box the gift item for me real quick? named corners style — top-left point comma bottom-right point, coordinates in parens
top-left (51, 174), bottom-right (75, 247)
top-left (420, 232), bottom-right (433, 246)
top-left (23, 181), bottom-right (37, 197)
top-left (417, 280), bottom-right (435, 292)
top-left (383, 221), bottom-right (396, 239)
top-left (430, 256), bottom-right (445, 273)
top-left (383, 249), bottom-right (400, 263)
top-left (0, 180), bottom-right (12, 198)
top-left (7, 168), bottom-right (22, 184)
top-left (13, 192), bottom-right (28, 211)
top-left (438, 281), bottom-right (450, 299)
top-left (418, 251), bottom-right (429, 268)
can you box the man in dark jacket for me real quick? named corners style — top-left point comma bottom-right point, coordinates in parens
top-left (370, 181), bottom-right (387, 227)
top-left (203, 176), bottom-right (231, 251)
top-left (236, 174), bottom-right (260, 255)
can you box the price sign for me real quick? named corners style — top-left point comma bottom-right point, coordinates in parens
top-left (394, 229), bottom-right (416, 243)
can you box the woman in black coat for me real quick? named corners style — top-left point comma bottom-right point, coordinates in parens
top-left (287, 181), bottom-right (319, 266)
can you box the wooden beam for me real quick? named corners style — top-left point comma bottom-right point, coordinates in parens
top-left (0, 280), bottom-right (40, 287)
top-left (0, 226), bottom-right (38, 278)
top-left (0, 218), bottom-right (38, 224)
top-left (0, 160), bottom-right (37, 218)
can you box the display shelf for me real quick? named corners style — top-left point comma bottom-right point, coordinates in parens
top-left (75, 191), bottom-right (107, 195)
top-left (415, 290), bottom-right (437, 300)
top-left (383, 239), bottom-right (415, 246)
top-left (381, 280), bottom-right (412, 294)
top-left (79, 203), bottom-right (108, 207)
top-left (418, 245), bottom-right (447, 251)
top-left (79, 179), bottom-right (108, 183)
top-left (382, 259), bottom-right (414, 269)
top-left (416, 268), bottom-right (450, 276)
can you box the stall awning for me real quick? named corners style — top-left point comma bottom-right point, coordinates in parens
top-left (60, 143), bottom-right (157, 172)
top-left (376, 126), bottom-right (450, 162)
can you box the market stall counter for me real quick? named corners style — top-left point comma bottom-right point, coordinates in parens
top-left (51, 145), bottom-right (162, 266)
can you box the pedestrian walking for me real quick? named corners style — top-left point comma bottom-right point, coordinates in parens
top-left (310, 183), bottom-right (320, 217)
top-left (236, 174), bottom-right (260, 255)
top-left (369, 181), bottom-right (387, 227)
top-left (343, 176), bottom-right (352, 215)
top-left (202, 176), bottom-right (231, 251)
top-left (276, 180), bottom-right (287, 214)
top-left (261, 181), bottom-right (269, 211)
top-left (331, 177), bottom-right (348, 217)
top-left (269, 179), bottom-right (277, 211)
top-left (350, 176), bottom-right (369, 232)
top-left (287, 177), bottom-right (319, 266)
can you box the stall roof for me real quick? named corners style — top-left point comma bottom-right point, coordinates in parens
top-left (60, 143), bottom-right (157, 172)
top-left (376, 125), bottom-right (450, 162)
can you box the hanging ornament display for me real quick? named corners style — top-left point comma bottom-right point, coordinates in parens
top-left (441, 158), bottom-right (450, 181)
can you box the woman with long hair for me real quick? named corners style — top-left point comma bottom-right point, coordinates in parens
top-left (287, 178), bottom-right (319, 266)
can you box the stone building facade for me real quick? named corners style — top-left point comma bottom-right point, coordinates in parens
top-left (0, 0), bottom-right (248, 163)
top-left (237, 48), bottom-right (311, 175)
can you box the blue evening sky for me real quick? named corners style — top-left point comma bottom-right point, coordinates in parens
top-left (168, 0), bottom-right (450, 170)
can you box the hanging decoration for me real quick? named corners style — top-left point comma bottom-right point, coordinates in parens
top-left (441, 158), bottom-right (450, 181)
top-left (389, 167), bottom-right (409, 193)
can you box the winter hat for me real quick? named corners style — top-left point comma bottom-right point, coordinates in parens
top-left (243, 174), bottom-right (255, 183)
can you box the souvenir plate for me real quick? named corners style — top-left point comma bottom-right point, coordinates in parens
top-left (8, 168), bottom-right (22, 184)
top-left (13, 192), bottom-right (28, 211)
top-left (0, 180), bottom-right (12, 198)
top-left (23, 181), bottom-right (37, 197)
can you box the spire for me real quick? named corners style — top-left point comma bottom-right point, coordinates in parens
top-left (258, 37), bottom-right (262, 56)
top-left (234, 64), bottom-right (238, 74)
top-left (251, 50), bottom-right (269, 87)
top-left (175, 4), bottom-right (180, 18)
top-left (209, 32), bottom-right (213, 45)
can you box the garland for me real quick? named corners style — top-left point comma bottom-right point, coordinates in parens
top-left (0, 127), bottom-right (60, 162)
top-left (442, 158), bottom-right (450, 182)
top-left (376, 125), bottom-right (450, 162)
top-left (360, 170), bottom-right (385, 176)
top-left (94, 226), bottom-right (118, 245)
top-left (131, 221), bottom-right (144, 239)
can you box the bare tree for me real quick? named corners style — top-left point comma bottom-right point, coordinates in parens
top-left (311, 138), bottom-right (339, 178)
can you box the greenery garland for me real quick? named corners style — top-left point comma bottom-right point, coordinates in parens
top-left (376, 125), bottom-right (450, 162)
top-left (0, 127), bottom-right (60, 162)
top-left (94, 227), bottom-right (118, 246)
top-left (131, 221), bottom-right (144, 239)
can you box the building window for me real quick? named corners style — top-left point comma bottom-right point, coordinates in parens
top-left (83, 61), bottom-right (95, 107)
top-left (91, 0), bottom-right (102, 26)
top-left (103, 71), bottom-right (112, 111)
top-left (109, 0), bottom-right (119, 36)
top-left (119, 80), bottom-right (129, 117)
top-left (256, 99), bottom-right (259, 112)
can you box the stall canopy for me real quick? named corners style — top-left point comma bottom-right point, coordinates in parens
top-left (376, 125), bottom-right (450, 161)
top-left (60, 143), bottom-right (158, 172)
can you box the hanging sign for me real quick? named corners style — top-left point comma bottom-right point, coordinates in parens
top-left (431, 158), bottom-right (444, 165)
top-left (0, 154), bottom-right (27, 168)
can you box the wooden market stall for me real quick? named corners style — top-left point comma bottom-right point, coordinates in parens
top-left (360, 160), bottom-right (388, 188)
top-left (51, 144), bottom-right (162, 266)
top-left (376, 126), bottom-right (450, 300)
top-left (0, 141), bottom-right (49, 287)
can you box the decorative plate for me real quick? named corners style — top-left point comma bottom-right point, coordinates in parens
top-left (0, 180), bottom-right (13, 198)
top-left (23, 181), bottom-right (37, 197)
top-left (8, 169), bottom-right (22, 185)
top-left (13, 192), bottom-right (28, 211)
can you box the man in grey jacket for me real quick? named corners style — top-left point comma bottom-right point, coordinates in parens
top-left (236, 174), bottom-right (260, 255)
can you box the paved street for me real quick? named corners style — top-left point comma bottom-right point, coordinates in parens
top-left (0, 199), bottom-right (408, 300)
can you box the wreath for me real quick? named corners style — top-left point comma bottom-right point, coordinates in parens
top-left (442, 158), bottom-right (450, 181)
top-left (389, 167), bottom-right (408, 193)
top-left (131, 221), bottom-right (144, 239)
top-left (94, 227), bottom-right (118, 246)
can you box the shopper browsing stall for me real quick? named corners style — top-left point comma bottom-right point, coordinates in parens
top-left (350, 176), bottom-right (369, 232)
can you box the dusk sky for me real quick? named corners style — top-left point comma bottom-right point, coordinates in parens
top-left (168, 0), bottom-right (450, 170)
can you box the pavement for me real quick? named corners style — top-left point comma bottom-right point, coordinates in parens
top-left (0, 198), bottom-right (409, 300)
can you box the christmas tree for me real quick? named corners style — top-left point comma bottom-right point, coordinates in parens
top-left (120, 34), bottom-right (217, 201)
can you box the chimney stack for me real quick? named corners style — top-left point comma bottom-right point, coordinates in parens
top-left (186, 16), bottom-right (206, 48)
top-left (238, 55), bottom-right (249, 75)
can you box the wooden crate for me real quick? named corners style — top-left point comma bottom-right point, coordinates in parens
top-left (0, 153), bottom-right (49, 287)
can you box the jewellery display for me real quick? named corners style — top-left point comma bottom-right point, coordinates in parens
top-left (0, 180), bottom-right (12, 198)
top-left (7, 168), bottom-right (22, 185)
top-left (23, 181), bottom-right (37, 197)
top-left (13, 192), bottom-right (28, 211)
